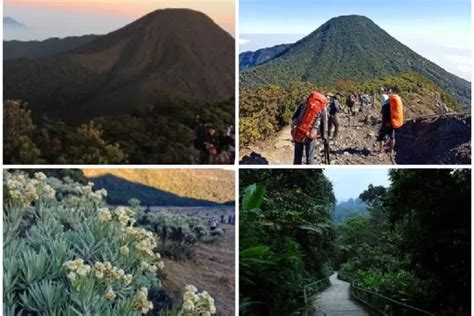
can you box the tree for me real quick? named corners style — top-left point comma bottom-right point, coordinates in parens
top-left (239, 169), bottom-right (335, 315)
top-left (3, 100), bottom-right (43, 164)
top-left (359, 184), bottom-right (387, 206)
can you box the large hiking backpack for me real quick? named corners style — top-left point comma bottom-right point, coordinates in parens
top-left (389, 94), bottom-right (404, 128)
top-left (292, 91), bottom-right (327, 142)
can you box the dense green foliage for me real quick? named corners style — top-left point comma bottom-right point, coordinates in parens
top-left (331, 199), bottom-right (367, 224)
top-left (4, 99), bottom-right (234, 164)
top-left (239, 82), bottom-right (319, 145)
top-left (335, 169), bottom-right (470, 314)
top-left (3, 171), bottom-right (217, 315)
top-left (240, 15), bottom-right (470, 108)
top-left (239, 169), bottom-right (335, 315)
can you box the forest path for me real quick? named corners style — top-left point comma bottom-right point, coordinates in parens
top-left (313, 273), bottom-right (369, 316)
top-left (240, 103), bottom-right (395, 165)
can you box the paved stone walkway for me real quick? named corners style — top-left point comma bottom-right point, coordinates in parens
top-left (314, 273), bottom-right (369, 316)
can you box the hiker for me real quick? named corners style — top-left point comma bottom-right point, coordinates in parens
top-left (380, 88), bottom-right (389, 108)
top-left (327, 93), bottom-right (341, 139)
top-left (291, 91), bottom-right (328, 165)
top-left (346, 93), bottom-right (356, 116)
top-left (376, 87), bottom-right (404, 154)
top-left (209, 217), bottom-right (218, 231)
top-left (360, 93), bottom-right (369, 110)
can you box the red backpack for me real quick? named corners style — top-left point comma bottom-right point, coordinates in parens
top-left (292, 91), bottom-right (327, 142)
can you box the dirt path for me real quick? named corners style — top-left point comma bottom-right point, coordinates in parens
top-left (240, 104), bottom-right (395, 165)
top-left (314, 273), bottom-right (369, 316)
top-left (162, 223), bottom-right (235, 316)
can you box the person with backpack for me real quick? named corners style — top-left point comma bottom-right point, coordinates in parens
top-left (327, 93), bottom-right (341, 139)
top-left (346, 93), bottom-right (356, 116)
top-left (376, 87), bottom-right (404, 154)
top-left (291, 91), bottom-right (328, 164)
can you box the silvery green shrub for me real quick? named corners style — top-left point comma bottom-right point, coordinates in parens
top-left (3, 171), bottom-right (216, 315)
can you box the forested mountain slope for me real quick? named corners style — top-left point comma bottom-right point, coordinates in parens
top-left (240, 15), bottom-right (470, 109)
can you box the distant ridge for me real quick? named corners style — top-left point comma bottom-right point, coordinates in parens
top-left (89, 174), bottom-right (222, 206)
top-left (83, 169), bottom-right (235, 204)
top-left (4, 17), bottom-right (25, 28)
top-left (4, 35), bottom-right (98, 60)
top-left (240, 43), bottom-right (291, 71)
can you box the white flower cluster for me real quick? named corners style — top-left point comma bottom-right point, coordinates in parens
top-left (64, 260), bottom-right (152, 314)
top-left (97, 206), bottom-right (165, 273)
top-left (98, 206), bottom-right (135, 227)
top-left (64, 259), bottom-right (133, 292)
top-left (78, 182), bottom-right (107, 201)
top-left (181, 284), bottom-right (216, 315)
top-left (4, 171), bottom-right (55, 206)
top-left (133, 287), bottom-right (154, 314)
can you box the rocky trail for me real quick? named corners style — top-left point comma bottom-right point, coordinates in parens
top-left (240, 101), bottom-right (471, 165)
top-left (240, 104), bottom-right (395, 165)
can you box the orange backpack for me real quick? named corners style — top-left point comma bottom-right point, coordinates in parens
top-left (292, 91), bottom-right (327, 142)
top-left (389, 94), bottom-right (404, 129)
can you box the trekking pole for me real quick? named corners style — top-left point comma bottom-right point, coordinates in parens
top-left (324, 139), bottom-right (330, 165)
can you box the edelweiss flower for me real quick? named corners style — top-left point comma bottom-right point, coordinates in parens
top-left (34, 172), bottom-right (47, 181)
top-left (67, 272), bottom-right (77, 281)
top-left (120, 246), bottom-right (130, 255)
top-left (98, 208), bottom-right (112, 222)
top-left (123, 274), bottom-right (133, 285)
top-left (183, 300), bottom-right (195, 311)
top-left (105, 287), bottom-right (117, 301)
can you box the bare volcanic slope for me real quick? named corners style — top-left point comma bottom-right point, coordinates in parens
top-left (4, 9), bottom-right (235, 122)
top-left (240, 15), bottom-right (470, 109)
top-left (83, 169), bottom-right (235, 204)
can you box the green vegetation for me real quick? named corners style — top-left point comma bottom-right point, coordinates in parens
top-left (239, 73), bottom-right (460, 145)
top-left (240, 15), bottom-right (470, 108)
top-left (3, 99), bottom-right (234, 164)
top-left (351, 73), bottom-right (460, 111)
top-left (240, 169), bottom-right (470, 315)
top-left (3, 171), bottom-right (217, 315)
top-left (139, 211), bottom-right (210, 259)
top-left (239, 82), bottom-right (318, 145)
top-left (239, 169), bottom-right (335, 315)
top-left (335, 170), bottom-right (470, 314)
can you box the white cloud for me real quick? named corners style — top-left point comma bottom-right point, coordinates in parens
top-left (239, 38), bottom-right (250, 45)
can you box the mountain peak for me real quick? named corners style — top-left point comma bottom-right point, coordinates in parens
top-left (131, 8), bottom-right (221, 32)
top-left (240, 15), bottom-right (470, 108)
top-left (4, 16), bottom-right (25, 28)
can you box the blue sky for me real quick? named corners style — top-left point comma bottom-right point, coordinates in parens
top-left (324, 168), bottom-right (390, 203)
top-left (240, 0), bottom-right (471, 80)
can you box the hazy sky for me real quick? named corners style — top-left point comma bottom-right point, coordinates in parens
top-left (240, 0), bottom-right (471, 80)
top-left (324, 168), bottom-right (390, 203)
top-left (4, 0), bottom-right (235, 40)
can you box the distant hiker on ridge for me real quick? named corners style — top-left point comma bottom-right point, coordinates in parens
top-left (327, 93), bottom-right (341, 139)
top-left (291, 91), bottom-right (328, 164)
top-left (376, 87), bottom-right (404, 154)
